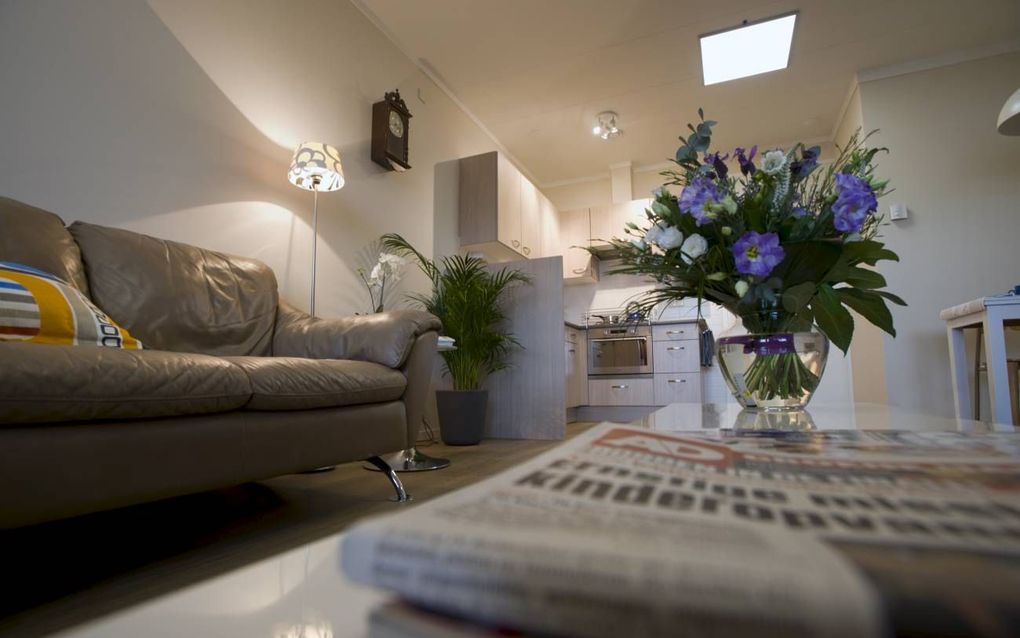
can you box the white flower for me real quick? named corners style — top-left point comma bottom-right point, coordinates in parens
top-left (761, 150), bottom-right (787, 175)
top-left (644, 223), bottom-right (665, 246)
top-left (680, 233), bottom-right (708, 264)
top-left (656, 225), bottom-right (684, 250)
top-left (368, 263), bottom-right (383, 287)
top-left (735, 280), bottom-right (750, 298)
top-left (371, 252), bottom-right (407, 282)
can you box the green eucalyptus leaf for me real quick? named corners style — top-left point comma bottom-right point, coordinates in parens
top-left (841, 266), bottom-right (887, 290)
top-left (872, 289), bottom-right (907, 306)
top-left (812, 284), bottom-right (854, 354)
top-left (773, 241), bottom-right (842, 288)
top-left (842, 240), bottom-right (899, 266)
top-left (837, 288), bottom-right (896, 337)
top-left (782, 281), bottom-right (816, 314)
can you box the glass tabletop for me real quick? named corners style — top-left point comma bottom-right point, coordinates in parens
top-left (636, 402), bottom-right (1016, 435)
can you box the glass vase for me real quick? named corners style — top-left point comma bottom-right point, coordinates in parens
top-left (716, 306), bottom-right (829, 411)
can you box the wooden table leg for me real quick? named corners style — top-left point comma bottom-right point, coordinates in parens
top-left (947, 323), bottom-right (973, 420)
top-left (983, 310), bottom-right (1013, 425)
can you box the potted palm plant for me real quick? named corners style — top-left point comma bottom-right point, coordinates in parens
top-left (382, 234), bottom-right (530, 445)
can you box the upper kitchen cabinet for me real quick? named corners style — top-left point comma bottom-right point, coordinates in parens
top-left (559, 208), bottom-right (598, 285)
top-left (460, 151), bottom-right (522, 261)
top-left (589, 199), bottom-right (651, 249)
top-left (459, 150), bottom-right (557, 263)
top-left (519, 177), bottom-right (542, 258)
top-left (539, 192), bottom-right (561, 259)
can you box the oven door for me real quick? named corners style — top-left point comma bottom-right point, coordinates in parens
top-left (588, 336), bottom-right (652, 375)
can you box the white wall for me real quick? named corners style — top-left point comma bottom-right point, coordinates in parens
top-left (0, 0), bottom-right (498, 317)
top-left (858, 52), bottom-right (1020, 418)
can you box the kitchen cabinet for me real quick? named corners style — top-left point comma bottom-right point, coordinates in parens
top-left (652, 340), bottom-right (700, 373)
top-left (461, 151), bottom-right (556, 262)
top-left (588, 199), bottom-right (651, 249)
top-left (652, 320), bottom-right (703, 405)
top-left (588, 377), bottom-right (654, 406)
top-left (558, 208), bottom-right (598, 284)
top-left (540, 193), bottom-right (561, 259)
top-left (565, 327), bottom-right (587, 408)
top-left (653, 373), bottom-right (701, 404)
top-left (519, 177), bottom-right (542, 258)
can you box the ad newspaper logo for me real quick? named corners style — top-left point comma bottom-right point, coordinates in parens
top-left (594, 428), bottom-right (737, 468)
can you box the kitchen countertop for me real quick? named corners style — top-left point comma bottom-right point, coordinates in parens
top-left (565, 318), bottom-right (704, 330)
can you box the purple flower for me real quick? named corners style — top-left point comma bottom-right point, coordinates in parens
top-left (832, 173), bottom-right (877, 233)
top-left (704, 152), bottom-right (729, 179)
top-left (790, 145), bottom-right (820, 180)
top-left (791, 206), bottom-right (809, 218)
top-left (734, 145), bottom-right (757, 176)
top-left (678, 177), bottom-right (722, 226)
top-left (733, 231), bottom-right (785, 278)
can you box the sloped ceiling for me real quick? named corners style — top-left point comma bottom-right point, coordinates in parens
top-left (357, 0), bottom-right (1020, 184)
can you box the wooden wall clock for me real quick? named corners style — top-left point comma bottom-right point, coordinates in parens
top-left (371, 89), bottom-right (412, 172)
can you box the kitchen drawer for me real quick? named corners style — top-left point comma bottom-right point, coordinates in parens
top-left (654, 373), bottom-right (702, 405)
top-left (587, 377), bottom-right (654, 406)
top-left (653, 340), bottom-right (700, 373)
top-left (565, 327), bottom-right (582, 343)
top-left (652, 323), bottom-right (699, 342)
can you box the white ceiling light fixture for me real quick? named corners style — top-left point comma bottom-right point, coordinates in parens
top-left (592, 111), bottom-right (622, 140)
top-left (700, 12), bottom-right (797, 86)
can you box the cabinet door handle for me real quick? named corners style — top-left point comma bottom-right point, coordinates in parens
top-left (512, 239), bottom-right (520, 248)
top-left (568, 349), bottom-right (576, 353)
top-left (523, 246), bottom-right (531, 255)
top-left (666, 330), bottom-right (685, 335)
top-left (572, 267), bottom-right (586, 274)
top-left (611, 384), bottom-right (629, 389)
top-left (667, 379), bottom-right (687, 384)
top-left (666, 346), bottom-right (686, 351)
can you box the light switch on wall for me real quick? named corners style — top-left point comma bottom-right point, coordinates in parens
top-left (889, 203), bottom-right (909, 221)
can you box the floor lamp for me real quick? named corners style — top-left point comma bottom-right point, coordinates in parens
top-left (288, 142), bottom-right (345, 316)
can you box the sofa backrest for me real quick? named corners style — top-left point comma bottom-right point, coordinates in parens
top-left (68, 221), bottom-right (279, 357)
top-left (0, 197), bottom-right (91, 295)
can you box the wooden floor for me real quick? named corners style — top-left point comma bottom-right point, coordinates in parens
top-left (0, 423), bottom-right (595, 637)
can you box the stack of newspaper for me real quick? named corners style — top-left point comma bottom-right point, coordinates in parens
top-left (342, 423), bottom-right (1020, 637)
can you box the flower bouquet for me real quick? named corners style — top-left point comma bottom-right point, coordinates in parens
top-left (602, 110), bottom-right (905, 410)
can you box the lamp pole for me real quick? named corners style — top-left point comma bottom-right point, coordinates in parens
top-left (310, 176), bottom-right (321, 317)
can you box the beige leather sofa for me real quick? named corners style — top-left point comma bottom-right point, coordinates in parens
top-left (0, 197), bottom-right (440, 528)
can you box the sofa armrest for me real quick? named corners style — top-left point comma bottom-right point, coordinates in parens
top-left (272, 301), bottom-right (442, 369)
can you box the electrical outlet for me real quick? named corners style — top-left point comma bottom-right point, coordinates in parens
top-left (889, 203), bottom-right (909, 221)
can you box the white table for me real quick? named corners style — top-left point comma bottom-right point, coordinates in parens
top-left (941, 296), bottom-right (1020, 426)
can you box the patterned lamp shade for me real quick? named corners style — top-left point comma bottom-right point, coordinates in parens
top-left (288, 142), bottom-right (345, 191)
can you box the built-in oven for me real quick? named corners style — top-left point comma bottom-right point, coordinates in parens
top-left (588, 324), bottom-right (653, 375)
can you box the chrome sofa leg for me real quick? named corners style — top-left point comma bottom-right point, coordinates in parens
top-left (365, 456), bottom-right (411, 502)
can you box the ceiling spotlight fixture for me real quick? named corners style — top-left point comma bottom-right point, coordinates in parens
top-left (700, 12), bottom-right (797, 86)
top-left (592, 111), bottom-right (622, 140)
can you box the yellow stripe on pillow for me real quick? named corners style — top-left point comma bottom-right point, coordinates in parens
top-left (0, 262), bottom-right (142, 349)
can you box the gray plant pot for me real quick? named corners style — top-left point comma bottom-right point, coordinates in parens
top-left (436, 389), bottom-right (488, 446)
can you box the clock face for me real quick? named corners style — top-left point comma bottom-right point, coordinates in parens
top-left (388, 111), bottom-right (405, 138)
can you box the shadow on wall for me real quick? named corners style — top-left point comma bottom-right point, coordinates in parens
top-left (0, 0), bottom-right (311, 301)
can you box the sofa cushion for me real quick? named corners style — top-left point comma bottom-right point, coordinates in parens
top-left (0, 197), bottom-right (91, 296)
top-left (0, 262), bottom-right (143, 349)
top-left (223, 356), bottom-right (406, 411)
top-left (68, 221), bottom-right (279, 357)
top-left (0, 342), bottom-right (252, 424)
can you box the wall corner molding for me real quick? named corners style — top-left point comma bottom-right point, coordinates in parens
top-left (857, 37), bottom-right (1020, 85)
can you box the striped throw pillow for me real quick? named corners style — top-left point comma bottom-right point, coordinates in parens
top-left (0, 261), bottom-right (142, 349)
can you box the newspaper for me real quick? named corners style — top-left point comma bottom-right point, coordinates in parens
top-left (342, 424), bottom-right (1020, 637)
